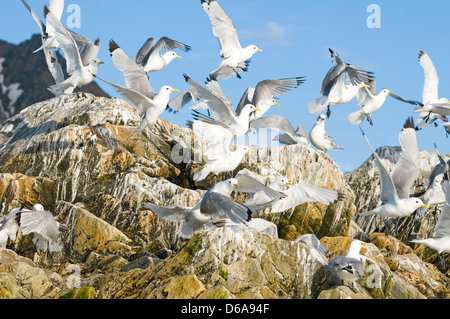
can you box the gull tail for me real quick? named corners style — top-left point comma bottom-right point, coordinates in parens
top-left (307, 96), bottom-right (329, 114)
top-left (348, 109), bottom-right (366, 126)
top-left (357, 210), bottom-right (376, 217)
top-left (193, 166), bottom-right (211, 182)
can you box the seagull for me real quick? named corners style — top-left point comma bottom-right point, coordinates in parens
top-left (249, 115), bottom-right (310, 146)
top-left (418, 144), bottom-right (449, 215)
top-left (411, 172), bottom-right (450, 257)
top-left (44, 5), bottom-right (104, 96)
top-left (0, 207), bottom-right (23, 248)
top-left (15, 204), bottom-right (68, 252)
top-left (212, 218), bottom-right (279, 237)
top-left (32, 0), bottom-right (65, 53)
top-left (309, 114), bottom-right (343, 152)
top-left (308, 48), bottom-right (375, 118)
top-left (135, 36), bottom-right (191, 73)
top-left (21, 0), bottom-right (64, 84)
top-left (390, 50), bottom-right (450, 129)
top-left (97, 76), bottom-right (179, 135)
top-left (201, 0), bottom-right (262, 79)
top-left (145, 175), bottom-right (284, 237)
top-left (193, 145), bottom-right (252, 182)
top-left (358, 118), bottom-right (428, 219)
top-left (245, 176), bottom-right (342, 215)
top-left (348, 83), bottom-right (393, 126)
top-left (109, 39), bottom-right (155, 99)
top-left (235, 77), bottom-right (305, 121)
top-left (184, 74), bottom-right (260, 143)
top-left (327, 240), bottom-right (366, 288)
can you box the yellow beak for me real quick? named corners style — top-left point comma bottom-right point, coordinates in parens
top-left (234, 184), bottom-right (239, 188)
top-left (99, 61), bottom-right (105, 65)
top-left (286, 182), bottom-right (292, 185)
top-left (388, 91), bottom-right (393, 94)
top-left (255, 108), bottom-right (261, 112)
top-left (257, 49), bottom-right (263, 52)
top-left (274, 102), bottom-right (281, 107)
top-left (176, 55), bottom-right (182, 59)
top-left (363, 84), bottom-right (370, 88)
top-left (172, 89), bottom-right (180, 92)
top-left (421, 204), bottom-right (429, 208)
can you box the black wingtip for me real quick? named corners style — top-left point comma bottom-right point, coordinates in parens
top-left (44, 4), bottom-right (50, 17)
top-left (403, 116), bottom-right (415, 130)
top-left (109, 39), bottom-right (120, 54)
top-left (95, 38), bottom-right (100, 46)
top-left (183, 73), bottom-right (190, 82)
top-left (444, 170), bottom-right (450, 182)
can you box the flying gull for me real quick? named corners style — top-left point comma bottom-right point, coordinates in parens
top-left (358, 118), bottom-right (428, 218)
top-left (15, 204), bottom-right (68, 252)
top-left (348, 82), bottom-right (393, 126)
top-left (308, 48), bottom-right (374, 118)
top-left (0, 207), bottom-right (23, 248)
top-left (44, 5), bottom-right (104, 96)
top-left (201, 0), bottom-right (262, 79)
top-left (136, 36), bottom-right (191, 73)
top-left (309, 114), bottom-right (343, 152)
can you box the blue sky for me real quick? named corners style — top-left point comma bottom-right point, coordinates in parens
top-left (2, 0), bottom-right (450, 173)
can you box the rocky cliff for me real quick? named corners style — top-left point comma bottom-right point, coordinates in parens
top-left (0, 94), bottom-right (448, 299)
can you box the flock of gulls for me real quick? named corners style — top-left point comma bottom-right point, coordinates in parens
top-left (0, 0), bottom-right (450, 289)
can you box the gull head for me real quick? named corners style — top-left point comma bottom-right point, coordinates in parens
top-left (405, 197), bottom-right (428, 212)
top-left (159, 86), bottom-right (179, 96)
top-left (242, 104), bottom-right (261, 115)
top-left (271, 99), bottom-right (280, 107)
top-left (381, 89), bottom-right (393, 96)
top-left (317, 114), bottom-right (327, 122)
top-left (347, 240), bottom-right (367, 259)
top-left (32, 204), bottom-right (45, 211)
top-left (271, 177), bottom-right (292, 190)
top-left (163, 51), bottom-right (182, 63)
top-left (438, 98), bottom-right (450, 103)
top-left (88, 59), bottom-right (104, 73)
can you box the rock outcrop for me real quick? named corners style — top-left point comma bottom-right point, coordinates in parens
top-left (0, 94), bottom-right (448, 299)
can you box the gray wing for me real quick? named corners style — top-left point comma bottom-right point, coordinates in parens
top-left (426, 144), bottom-right (449, 191)
top-left (250, 115), bottom-right (296, 136)
top-left (135, 37), bottom-right (156, 65)
top-left (69, 31), bottom-right (100, 65)
top-left (328, 256), bottom-right (364, 277)
top-left (360, 128), bottom-right (399, 204)
top-left (434, 180), bottom-right (450, 238)
top-left (201, 192), bottom-right (252, 224)
top-left (321, 49), bottom-right (347, 95)
top-left (168, 86), bottom-right (202, 112)
top-left (236, 87), bottom-right (255, 116)
top-left (109, 40), bottom-right (155, 99)
top-left (235, 173), bottom-right (285, 200)
top-left (44, 6), bottom-right (83, 75)
top-left (21, 0), bottom-right (46, 35)
top-left (269, 184), bottom-right (339, 213)
top-left (144, 202), bottom-right (192, 223)
top-left (391, 118), bottom-right (421, 199)
top-left (252, 77), bottom-right (305, 107)
top-left (205, 75), bottom-right (235, 113)
top-left (389, 93), bottom-right (424, 107)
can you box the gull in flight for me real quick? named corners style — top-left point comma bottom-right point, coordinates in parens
top-left (309, 114), bottom-right (343, 152)
top-left (390, 50), bottom-right (450, 129)
top-left (348, 81), bottom-right (393, 126)
top-left (15, 204), bottom-right (68, 252)
top-left (201, 0), bottom-right (262, 79)
top-left (249, 115), bottom-right (310, 146)
top-left (97, 75), bottom-right (179, 135)
top-left (145, 175), bottom-right (284, 238)
top-left (44, 5), bottom-right (104, 96)
top-left (235, 77), bottom-right (305, 121)
top-left (0, 207), bottom-right (23, 248)
top-left (327, 240), bottom-right (366, 289)
top-left (245, 176), bottom-right (343, 215)
top-left (308, 48), bottom-right (375, 118)
top-left (109, 40), bottom-right (155, 99)
top-left (411, 172), bottom-right (450, 257)
top-left (358, 118), bottom-right (428, 219)
top-left (136, 36), bottom-right (191, 73)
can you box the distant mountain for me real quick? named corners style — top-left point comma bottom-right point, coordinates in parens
top-left (0, 34), bottom-right (109, 123)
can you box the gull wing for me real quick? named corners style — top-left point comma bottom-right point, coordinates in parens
top-left (419, 50), bottom-right (439, 105)
top-left (234, 173), bottom-right (285, 200)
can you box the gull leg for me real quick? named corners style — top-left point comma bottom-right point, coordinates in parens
top-left (367, 116), bottom-right (373, 126)
top-left (326, 106), bottom-right (332, 118)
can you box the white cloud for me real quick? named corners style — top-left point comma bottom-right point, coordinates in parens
top-left (239, 21), bottom-right (294, 47)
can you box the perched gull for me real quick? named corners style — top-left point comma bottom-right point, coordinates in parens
top-left (308, 48), bottom-right (374, 118)
top-left (358, 118), bottom-right (428, 218)
top-left (145, 176), bottom-right (283, 237)
top-left (109, 40), bottom-right (155, 99)
top-left (309, 114), bottom-right (343, 152)
top-left (348, 83), bottom-right (393, 126)
top-left (245, 176), bottom-right (342, 215)
top-left (136, 36), bottom-right (191, 73)
top-left (44, 6), bottom-right (104, 96)
top-left (193, 145), bottom-right (252, 182)
top-left (16, 204), bottom-right (68, 252)
top-left (390, 50), bottom-right (450, 129)
top-left (0, 207), bottom-right (23, 248)
top-left (97, 76), bottom-right (179, 135)
top-left (212, 218), bottom-right (278, 237)
top-left (21, 0), bottom-right (64, 84)
top-left (201, 0), bottom-right (262, 79)
top-left (411, 173), bottom-right (450, 255)
top-left (235, 77), bottom-right (305, 121)
top-left (327, 240), bottom-right (366, 287)
top-left (249, 115), bottom-right (310, 146)
top-left (418, 144), bottom-right (449, 215)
